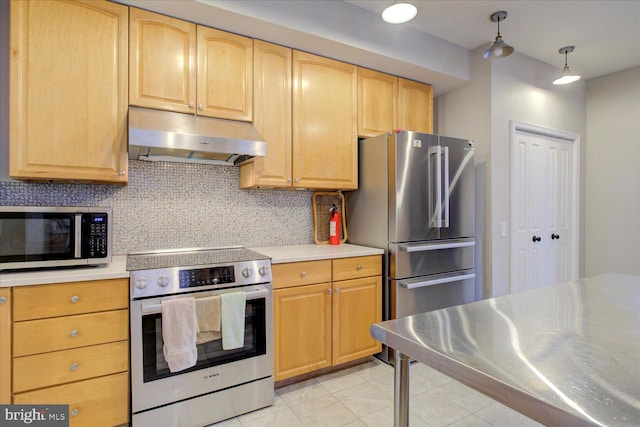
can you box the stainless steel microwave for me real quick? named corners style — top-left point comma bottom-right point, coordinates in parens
top-left (0, 206), bottom-right (112, 271)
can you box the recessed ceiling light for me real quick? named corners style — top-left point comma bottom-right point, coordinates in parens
top-left (381, 2), bottom-right (417, 24)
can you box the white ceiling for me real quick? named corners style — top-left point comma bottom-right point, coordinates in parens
top-left (347, 0), bottom-right (640, 80)
top-left (118, 0), bottom-right (640, 95)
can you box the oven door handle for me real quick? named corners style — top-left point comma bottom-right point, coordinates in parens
top-left (140, 287), bottom-right (270, 315)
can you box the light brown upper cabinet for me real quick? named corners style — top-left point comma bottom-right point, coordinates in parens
top-left (9, 0), bottom-right (128, 184)
top-left (129, 8), bottom-right (196, 114)
top-left (240, 40), bottom-right (292, 188)
top-left (130, 8), bottom-right (253, 121)
top-left (397, 77), bottom-right (434, 134)
top-left (292, 51), bottom-right (358, 190)
top-left (357, 67), bottom-right (398, 138)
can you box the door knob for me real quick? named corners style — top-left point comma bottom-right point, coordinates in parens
top-left (551, 233), bottom-right (560, 240)
top-left (532, 236), bottom-right (541, 242)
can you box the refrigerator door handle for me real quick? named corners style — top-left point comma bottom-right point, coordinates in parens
top-left (399, 241), bottom-right (476, 252)
top-left (430, 145), bottom-right (442, 228)
top-left (443, 146), bottom-right (450, 228)
top-left (399, 273), bottom-right (476, 289)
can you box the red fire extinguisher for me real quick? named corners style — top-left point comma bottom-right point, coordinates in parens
top-left (329, 204), bottom-right (340, 245)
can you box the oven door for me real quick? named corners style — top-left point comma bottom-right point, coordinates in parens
top-left (130, 284), bottom-right (273, 414)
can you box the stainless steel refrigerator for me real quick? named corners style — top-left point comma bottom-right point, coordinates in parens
top-left (346, 130), bottom-right (476, 363)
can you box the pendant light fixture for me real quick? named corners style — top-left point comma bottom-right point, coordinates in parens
top-left (552, 46), bottom-right (581, 85)
top-left (483, 11), bottom-right (514, 60)
top-left (381, 1), bottom-right (417, 24)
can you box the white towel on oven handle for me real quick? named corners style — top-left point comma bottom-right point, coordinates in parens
top-left (161, 297), bottom-right (198, 372)
top-left (221, 291), bottom-right (246, 350)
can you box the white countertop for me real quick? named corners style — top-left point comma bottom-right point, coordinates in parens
top-left (0, 244), bottom-right (383, 287)
top-left (0, 256), bottom-right (129, 287)
top-left (251, 243), bottom-right (383, 264)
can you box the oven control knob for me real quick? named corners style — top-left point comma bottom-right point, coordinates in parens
top-left (158, 275), bottom-right (170, 287)
top-left (258, 266), bottom-right (269, 277)
top-left (135, 277), bottom-right (148, 289)
top-left (242, 268), bottom-right (253, 278)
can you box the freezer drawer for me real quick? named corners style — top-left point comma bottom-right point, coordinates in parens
top-left (389, 269), bottom-right (476, 319)
top-left (389, 238), bottom-right (475, 279)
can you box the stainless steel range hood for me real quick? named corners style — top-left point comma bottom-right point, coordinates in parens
top-left (128, 107), bottom-right (266, 166)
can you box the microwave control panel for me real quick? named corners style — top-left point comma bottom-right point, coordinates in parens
top-left (81, 213), bottom-right (109, 258)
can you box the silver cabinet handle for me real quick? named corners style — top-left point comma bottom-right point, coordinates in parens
top-left (327, 288), bottom-right (332, 294)
top-left (198, 104), bottom-right (204, 110)
top-left (70, 409), bottom-right (79, 417)
top-left (70, 329), bottom-right (79, 337)
top-left (70, 295), bottom-right (79, 303)
top-left (301, 271), bottom-right (307, 278)
top-left (357, 265), bottom-right (363, 270)
top-left (0, 297), bottom-right (6, 304)
top-left (189, 102), bottom-right (194, 108)
top-left (119, 170), bottom-right (126, 176)
top-left (70, 363), bottom-right (79, 372)
top-left (335, 288), bottom-right (341, 293)
top-left (287, 178), bottom-right (292, 183)
top-left (295, 178), bottom-right (300, 183)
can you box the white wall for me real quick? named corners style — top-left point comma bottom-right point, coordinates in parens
top-left (435, 50), bottom-right (491, 300)
top-left (438, 48), bottom-right (587, 298)
top-left (585, 66), bottom-right (640, 275)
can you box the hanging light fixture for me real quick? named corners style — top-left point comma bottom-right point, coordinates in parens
top-left (381, 1), bottom-right (417, 24)
top-left (553, 46), bottom-right (581, 85)
top-left (483, 11), bottom-right (514, 59)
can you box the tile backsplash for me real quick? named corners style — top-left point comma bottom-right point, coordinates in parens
top-left (0, 161), bottom-right (315, 254)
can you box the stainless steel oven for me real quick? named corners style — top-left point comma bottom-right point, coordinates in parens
top-left (127, 247), bottom-right (273, 427)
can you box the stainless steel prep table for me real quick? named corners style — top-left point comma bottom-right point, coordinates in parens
top-left (370, 273), bottom-right (640, 427)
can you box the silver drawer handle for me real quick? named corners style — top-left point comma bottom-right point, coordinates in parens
top-left (399, 273), bottom-right (476, 289)
top-left (400, 241), bottom-right (475, 252)
top-left (70, 363), bottom-right (79, 372)
top-left (301, 272), bottom-right (307, 278)
top-left (357, 265), bottom-right (363, 270)
top-left (70, 295), bottom-right (79, 303)
top-left (70, 329), bottom-right (79, 337)
top-left (70, 409), bottom-right (79, 417)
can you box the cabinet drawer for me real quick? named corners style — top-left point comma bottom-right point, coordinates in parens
top-left (13, 279), bottom-right (128, 321)
top-left (332, 255), bottom-right (382, 281)
top-left (13, 309), bottom-right (128, 357)
top-left (272, 260), bottom-right (331, 289)
top-left (13, 372), bottom-right (129, 427)
top-left (13, 341), bottom-right (128, 393)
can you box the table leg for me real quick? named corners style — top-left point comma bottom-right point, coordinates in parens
top-left (394, 351), bottom-right (410, 427)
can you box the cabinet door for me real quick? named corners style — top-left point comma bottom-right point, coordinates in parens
top-left (397, 78), bottom-right (433, 134)
top-left (197, 26), bottom-right (253, 121)
top-left (129, 7), bottom-right (196, 113)
top-left (10, 0), bottom-right (128, 183)
top-left (357, 68), bottom-right (397, 138)
top-left (332, 276), bottom-right (382, 365)
top-left (240, 40), bottom-right (292, 188)
top-left (0, 288), bottom-right (10, 404)
top-left (14, 372), bottom-right (129, 427)
top-left (273, 283), bottom-right (331, 381)
top-left (292, 51), bottom-right (357, 190)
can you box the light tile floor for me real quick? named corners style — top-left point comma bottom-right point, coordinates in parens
top-left (210, 358), bottom-right (544, 427)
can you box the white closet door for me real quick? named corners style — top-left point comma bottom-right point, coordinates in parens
top-left (511, 130), bottom-right (576, 293)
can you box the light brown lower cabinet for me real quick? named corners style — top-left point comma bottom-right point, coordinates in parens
top-left (11, 279), bottom-right (129, 427)
top-left (0, 288), bottom-right (11, 404)
top-left (273, 256), bottom-right (382, 382)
